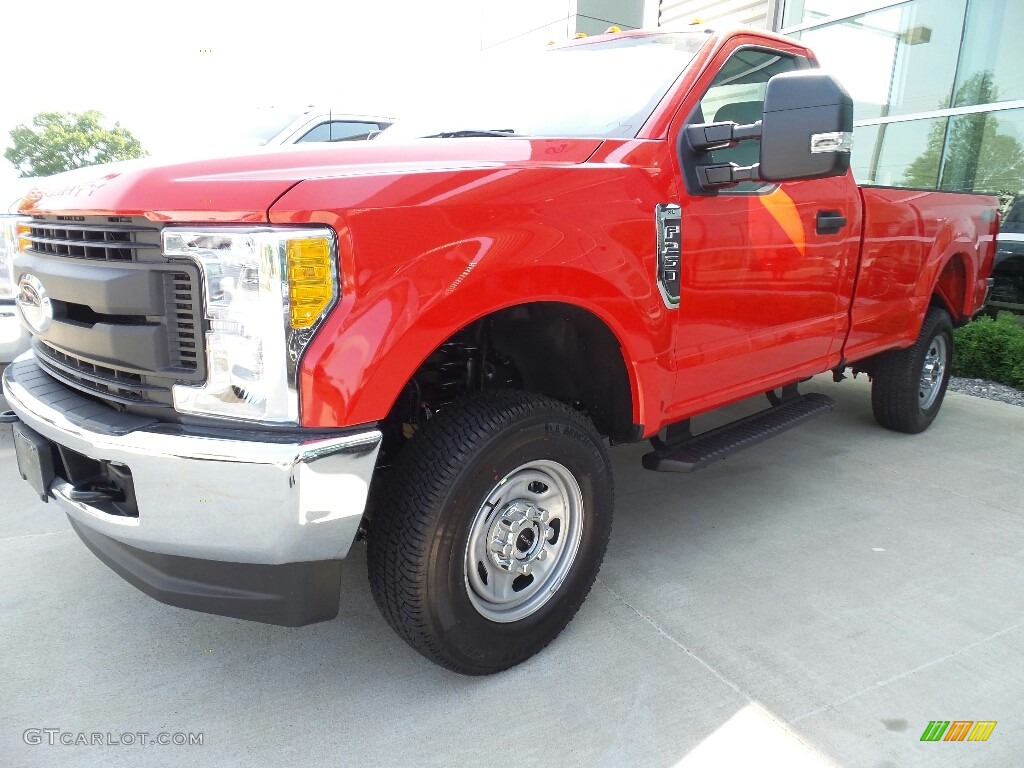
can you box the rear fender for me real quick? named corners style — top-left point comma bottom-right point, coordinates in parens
top-left (915, 215), bottom-right (982, 332)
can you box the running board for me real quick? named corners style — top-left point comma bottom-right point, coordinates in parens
top-left (642, 393), bottom-right (835, 473)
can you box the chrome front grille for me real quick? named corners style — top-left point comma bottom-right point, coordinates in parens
top-left (26, 216), bottom-right (161, 262)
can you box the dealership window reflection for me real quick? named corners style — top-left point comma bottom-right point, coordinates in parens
top-left (941, 108), bottom-right (1024, 209)
top-left (851, 118), bottom-right (947, 188)
top-left (953, 0), bottom-right (1024, 106)
top-left (795, 0), bottom-right (968, 120)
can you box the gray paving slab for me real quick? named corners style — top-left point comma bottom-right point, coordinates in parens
top-left (1, 373), bottom-right (1021, 767)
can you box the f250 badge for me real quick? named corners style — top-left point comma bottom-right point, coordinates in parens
top-left (656, 203), bottom-right (681, 307)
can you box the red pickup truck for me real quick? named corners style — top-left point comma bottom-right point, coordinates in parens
top-left (3, 28), bottom-right (998, 674)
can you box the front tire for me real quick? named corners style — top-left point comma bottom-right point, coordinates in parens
top-left (367, 391), bottom-right (613, 674)
top-left (871, 307), bottom-right (953, 433)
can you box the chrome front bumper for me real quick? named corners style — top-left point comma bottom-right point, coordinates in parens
top-left (2, 353), bottom-right (381, 566)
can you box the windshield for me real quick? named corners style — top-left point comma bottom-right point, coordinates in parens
top-left (379, 33), bottom-right (709, 141)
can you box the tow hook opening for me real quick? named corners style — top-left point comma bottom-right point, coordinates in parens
top-left (58, 454), bottom-right (137, 517)
top-left (65, 482), bottom-right (126, 505)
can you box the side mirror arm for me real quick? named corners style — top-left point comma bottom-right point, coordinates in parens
top-left (686, 120), bottom-right (764, 190)
top-left (686, 120), bottom-right (762, 152)
top-left (697, 162), bottom-right (762, 189)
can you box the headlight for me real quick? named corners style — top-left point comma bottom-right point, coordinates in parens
top-left (0, 216), bottom-right (29, 300)
top-left (162, 227), bottom-right (338, 424)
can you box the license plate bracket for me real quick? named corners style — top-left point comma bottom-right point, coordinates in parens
top-left (13, 422), bottom-right (57, 502)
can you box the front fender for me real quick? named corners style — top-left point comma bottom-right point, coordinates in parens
top-left (269, 167), bottom-right (673, 429)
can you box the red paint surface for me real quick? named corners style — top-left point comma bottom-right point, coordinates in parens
top-left (20, 30), bottom-right (999, 434)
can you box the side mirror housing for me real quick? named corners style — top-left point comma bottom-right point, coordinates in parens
top-left (759, 70), bottom-right (853, 182)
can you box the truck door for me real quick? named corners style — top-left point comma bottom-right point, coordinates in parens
top-left (666, 43), bottom-right (861, 414)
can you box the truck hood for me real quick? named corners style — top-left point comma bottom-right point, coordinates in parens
top-left (18, 138), bottom-right (605, 223)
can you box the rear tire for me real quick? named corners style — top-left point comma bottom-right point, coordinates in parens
top-left (871, 307), bottom-right (953, 434)
top-left (367, 391), bottom-right (613, 674)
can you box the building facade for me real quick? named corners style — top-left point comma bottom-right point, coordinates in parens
top-left (656, 0), bottom-right (1024, 212)
top-left (482, 0), bottom-right (646, 51)
top-left (656, 0), bottom-right (781, 29)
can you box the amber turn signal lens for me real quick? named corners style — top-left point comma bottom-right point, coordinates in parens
top-left (16, 222), bottom-right (31, 253)
top-left (287, 237), bottom-right (333, 329)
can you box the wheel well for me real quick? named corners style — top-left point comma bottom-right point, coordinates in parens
top-left (854, 258), bottom-right (968, 378)
top-left (381, 302), bottom-right (635, 459)
top-left (931, 254), bottom-right (968, 324)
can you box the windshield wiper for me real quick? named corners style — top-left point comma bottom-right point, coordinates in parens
top-left (423, 128), bottom-right (516, 138)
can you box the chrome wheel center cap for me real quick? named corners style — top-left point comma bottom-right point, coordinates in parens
top-left (487, 501), bottom-right (553, 575)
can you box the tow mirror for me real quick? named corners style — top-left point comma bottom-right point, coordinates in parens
top-left (759, 70), bottom-right (853, 182)
top-left (687, 70), bottom-right (853, 190)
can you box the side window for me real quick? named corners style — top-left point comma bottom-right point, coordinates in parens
top-left (297, 121), bottom-right (385, 143)
top-left (697, 49), bottom-right (800, 192)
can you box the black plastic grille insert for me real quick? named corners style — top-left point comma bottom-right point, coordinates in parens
top-left (26, 216), bottom-right (160, 262)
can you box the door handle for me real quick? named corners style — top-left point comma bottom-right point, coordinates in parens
top-left (816, 210), bottom-right (847, 235)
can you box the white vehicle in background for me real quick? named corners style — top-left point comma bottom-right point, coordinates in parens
top-left (259, 108), bottom-right (392, 145)
top-left (1, 180), bottom-right (32, 362)
top-left (185, 107), bottom-right (394, 152)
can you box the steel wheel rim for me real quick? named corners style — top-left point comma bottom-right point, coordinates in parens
top-left (919, 334), bottom-right (948, 410)
top-left (464, 459), bottom-right (584, 623)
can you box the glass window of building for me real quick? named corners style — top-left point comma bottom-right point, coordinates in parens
top-left (770, 0), bottom-right (1024, 211)
top-left (781, 0), bottom-right (884, 28)
top-left (794, 0), bottom-right (969, 120)
top-left (851, 117), bottom-right (948, 187)
top-left (658, 0), bottom-right (1024, 206)
top-left (940, 108), bottom-right (1024, 203)
top-left (953, 0), bottom-right (1024, 107)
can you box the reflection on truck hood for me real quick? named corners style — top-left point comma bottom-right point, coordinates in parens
top-left (18, 138), bottom-right (605, 223)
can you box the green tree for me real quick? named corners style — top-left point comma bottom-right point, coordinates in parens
top-left (902, 72), bottom-right (1024, 210)
top-left (902, 119), bottom-right (945, 189)
top-left (4, 111), bottom-right (147, 177)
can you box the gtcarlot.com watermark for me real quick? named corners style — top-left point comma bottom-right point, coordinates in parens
top-left (24, 729), bottom-right (203, 747)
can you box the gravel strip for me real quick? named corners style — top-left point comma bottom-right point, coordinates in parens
top-left (948, 376), bottom-right (1024, 407)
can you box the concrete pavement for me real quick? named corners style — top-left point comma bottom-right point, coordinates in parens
top-left (2, 372), bottom-right (1022, 767)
